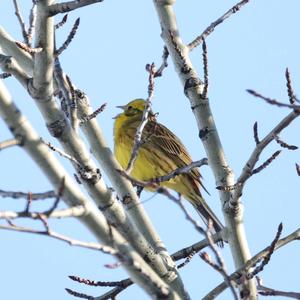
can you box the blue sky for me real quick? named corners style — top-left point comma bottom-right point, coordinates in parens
top-left (1, 1), bottom-right (300, 299)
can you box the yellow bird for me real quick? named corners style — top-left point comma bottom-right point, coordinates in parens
top-left (114, 99), bottom-right (223, 233)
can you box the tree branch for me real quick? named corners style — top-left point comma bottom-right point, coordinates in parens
top-left (188, 0), bottom-right (251, 51)
top-left (48, 0), bottom-right (104, 16)
top-left (203, 227), bottom-right (300, 299)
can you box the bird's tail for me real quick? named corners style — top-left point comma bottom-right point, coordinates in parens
top-left (192, 198), bottom-right (224, 247)
top-left (191, 195), bottom-right (224, 235)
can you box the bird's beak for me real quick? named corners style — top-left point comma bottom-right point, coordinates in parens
top-left (116, 105), bottom-right (126, 110)
top-left (113, 105), bottom-right (126, 119)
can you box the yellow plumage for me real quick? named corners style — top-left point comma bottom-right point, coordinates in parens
top-left (114, 99), bottom-right (223, 233)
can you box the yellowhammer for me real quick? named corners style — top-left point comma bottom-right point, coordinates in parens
top-left (114, 99), bottom-right (223, 233)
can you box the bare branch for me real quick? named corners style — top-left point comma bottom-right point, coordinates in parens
top-left (248, 223), bottom-right (283, 279)
top-left (203, 227), bottom-right (300, 299)
top-left (55, 18), bottom-right (80, 56)
top-left (188, 0), bottom-right (251, 50)
top-left (251, 150), bottom-right (281, 175)
top-left (15, 41), bottom-right (42, 54)
top-left (69, 276), bottom-right (131, 288)
top-left (48, 0), bottom-right (104, 16)
top-left (247, 89), bottom-right (300, 111)
top-left (0, 137), bottom-right (21, 150)
top-left (0, 223), bottom-right (116, 254)
top-left (233, 110), bottom-right (299, 203)
top-left (0, 189), bottom-right (56, 200)
top-left (200, 222), bottom-right (239, 300)
top-left (44, 177), bottom-right (65, 216)
top-left (285, 68), bottom-right (297, 104)
top-left (154, 46), bottom-right (169, 78)
top-left (65, 74), bottom-right (79, 130)
top-left (12, 0), bottom-right (29, 44)
top-left (0, 72), bottom-right (11, 79)
top-left (296, 163), bottom-right (300, 176)
top-left (202, 38), bottom-right (209, 99)
top-left (27, 1), bottom-right (37, 46)
top-left (253, 122), bottom-right (260, 144)
top-left (172, 232), bottom-right (223, 261)
top-left (65, 288), bottom-right (92, 299)
top-left (95, 283), bottom-right (133, 300)
top-left (41, 139), bottom-right (82, 168)
top-left (55, 14), bottom-right (68, 30)
top-left (0, 205), bottom-right (85, 220)
top-left (257, 277), bottom-right (300, 299)
top-left (177, 251), bottom-right (197, 269)
top-left (149, 158), bottom-right (208, 184)
top-left (274, 135), bottom-right (298, 150)
top-left (126, 63), bottom-right (156, 173)
top-left (79, 102), bottom-right (107, 125)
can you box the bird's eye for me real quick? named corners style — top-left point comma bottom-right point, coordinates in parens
top-left (127, 105), bottom-right (133, 110)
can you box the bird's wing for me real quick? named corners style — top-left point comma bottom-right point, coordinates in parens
top-left (142, 120), bottom-right (201, 180)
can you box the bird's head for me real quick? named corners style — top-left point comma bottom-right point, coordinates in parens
top-left (114, 98), bottom-right (153, 123)
top-left (116, 98), bottom-right (147, 116)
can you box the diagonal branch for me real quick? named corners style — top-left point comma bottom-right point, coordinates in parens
top-left (203, 227), bottom-right (300, 299)
top-left (48, 0), bottom-right (104, 16)
top-left (232, 110), bottom-right (299, 204)
top-left (188, 0), bottom-right (251, 51)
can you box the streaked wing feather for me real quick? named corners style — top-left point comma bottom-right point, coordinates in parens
top-left (143, 121), bottom-right (201, 180)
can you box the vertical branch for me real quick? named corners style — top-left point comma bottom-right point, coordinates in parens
top-left (153, 1), bottom-right (257, 298)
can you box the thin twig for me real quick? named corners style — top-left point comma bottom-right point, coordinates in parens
top-left (274, 135), bottom-right (298, 150)
top-left (177, 251), bottom-right (197, 269)
top-left (0, 205), bottom-right (85, 220)
top-left (202, 38), bottom-right (209, 99)
top-left (247, 89), bottom-right (300, 111)
top-left (248, 223), bottom-right (283, 279)
top-left (27, 1), bottom-right (37, 46)
top-left (15, 41), bottom-right (42, 54)
top-left (0, 137), bottom-right (21, 150)
top-left (149, 158), bottom-right (208, 184)
top-left (24, 192), bottom-right (33, 213)
top-left (0, 223), bottom-right (116, 254)
top-left (55, 18), bottom-right (80, 56)
top-left (200, 221), bottom-right (239, 300)
top-left (126, 63), bottom-right (156, 173)
top-left (188, 0), bottom-right (251, 50)
top-left (0, 73), bottom-right (12, 79)
top-left (55, 14), bottom-right (68, 30)
top-left (253, 122), bottom-right (260, 144)
top-left (44, 177), bottom-right (65, 216)
top-left (257, 277), bottom-right (300, 299)
top-left (41, 139), bottom-right (81, 168)
top-left (13, 0), bottom-right (29, 44)
top-left (65, 75), bottom-right (79, 130)
top-left (296, 163), bottom-right (300, 176)
top-left (69, 276), bottom-right (131, 288)
top-left (159, 189), bottom-right (206, 235)
top-left (285, 68), bottom-right (297, 104)
top-left (0, 189), bottom-right (56, 200)
top-left (251, 150), bottom-right (281, 175)
top-left (154, 46), bottom-right (169, 77)
top-left (65, 288), bottom-right (93, 299)
top-left (79, 103), bottom-right (107, 125)
top-left (95, 283), bottom-right (133, 300)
